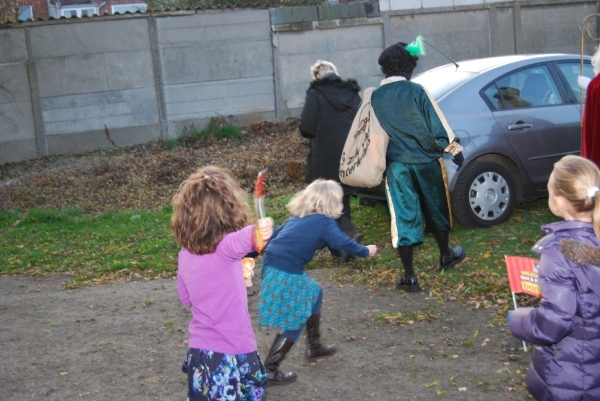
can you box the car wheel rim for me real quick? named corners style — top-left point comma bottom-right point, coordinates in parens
top-left (468, 171), bottom-right (511, 221)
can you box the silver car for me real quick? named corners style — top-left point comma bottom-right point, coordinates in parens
top-left (358, 54), bottom-right (594, 228)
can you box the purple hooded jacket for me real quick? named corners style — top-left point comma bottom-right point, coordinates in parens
top-left (509, 220), bottom-right (600, 401)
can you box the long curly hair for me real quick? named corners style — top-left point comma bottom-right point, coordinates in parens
top-left (380, 56), bottom-right (419, 79)
top-left (171, 166), bottom-right (251, 255)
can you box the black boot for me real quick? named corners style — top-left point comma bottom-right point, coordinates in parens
top-left (395, 274), bottom-right (421, 292)
top-left (264, 334), bottom-right (297, 385)
top-left (305, 314), bottom-right (338, 360)
top-left (439, 246), bottom-right (466, 271)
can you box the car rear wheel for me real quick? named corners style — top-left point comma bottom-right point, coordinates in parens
top-left (451, 160), bottom-right (516, 228)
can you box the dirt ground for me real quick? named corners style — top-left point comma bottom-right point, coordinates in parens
top-left (0, 263), bottom-right (532, 401)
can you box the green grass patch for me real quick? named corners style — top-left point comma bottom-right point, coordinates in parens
top-left (0, 195), bottom-right (555, 313)
top-left (0, 208), bottom-right (178, 288)
top-left (331, 197), bottom-right (553, 313)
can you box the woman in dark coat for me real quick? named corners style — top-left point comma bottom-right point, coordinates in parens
top-left (299, 60), bottom-right (363, 248)
top-left (508, 155), bottom-right (600, 400)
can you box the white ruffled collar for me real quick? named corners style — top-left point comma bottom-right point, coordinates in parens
top-left (380, 76), bottom-right (407, 86)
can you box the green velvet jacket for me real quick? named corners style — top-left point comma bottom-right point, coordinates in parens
top-left (371, 79), bottom-right (451, 165)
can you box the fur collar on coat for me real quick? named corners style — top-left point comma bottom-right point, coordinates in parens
top-left (560, 238), bottom-right (600, 267)
top-left (307, 76), bottom-right (360, 93)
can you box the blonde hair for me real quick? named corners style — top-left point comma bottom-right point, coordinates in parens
top-left (171, 165), bottom-right (251, 255)
top-left (551, 155), bottom-right (600, 238)
top-left (286, 179), bottom-right (343, 219)
top-left (593, 46), bottom-right (600, 76)
top-left (310, 60), bottom-right (339, 80)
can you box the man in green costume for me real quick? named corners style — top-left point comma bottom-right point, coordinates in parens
top-left (371, 40), bottom-right (466, 292)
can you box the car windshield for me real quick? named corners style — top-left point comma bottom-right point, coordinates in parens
top-left (413, 66), bottom-right (477, 100)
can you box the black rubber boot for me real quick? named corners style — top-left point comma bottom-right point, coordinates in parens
top-left (395, 274), bottom-right (421, 292)
top-left (264, 334), bottom-right (297, 385)
top-left (305, 314), bottom-right (338, 360)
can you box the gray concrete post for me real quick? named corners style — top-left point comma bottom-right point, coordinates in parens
top-left (148, 15), bottom-right (168, 139)
top-left (24, 28), bottom-right (46, 158)
top-left (513, 3), bottom-right (522, 54)
top-left (271, 32), bottom-right (287, 120)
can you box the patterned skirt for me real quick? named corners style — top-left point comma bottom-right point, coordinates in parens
top-left (184, 348), bottom-right (266, 401)
top-left (258, 265), bottom-right (321, 331)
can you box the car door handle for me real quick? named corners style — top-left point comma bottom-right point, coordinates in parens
top-left (507, 123), bottom-right (532, 130)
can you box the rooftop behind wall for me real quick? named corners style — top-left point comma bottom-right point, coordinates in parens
top-left (0, 0), bottom-right (598, 164)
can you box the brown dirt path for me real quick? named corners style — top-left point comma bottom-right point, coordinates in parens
top-left (0, 265), bottom-right (531, 401)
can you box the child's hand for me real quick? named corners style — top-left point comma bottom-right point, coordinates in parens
top-left (366, 245), bottom-right (377, 257)
top-left (257, 218), bottom-right (274, 241)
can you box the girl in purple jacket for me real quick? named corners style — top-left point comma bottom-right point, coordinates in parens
top-left (508, 155), bottom-right (600, 400)
top-left (171, 165), bottom-right (274, 401)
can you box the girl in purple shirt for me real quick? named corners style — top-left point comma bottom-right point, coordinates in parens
top-left (172, 165), bottom-right (273, 401)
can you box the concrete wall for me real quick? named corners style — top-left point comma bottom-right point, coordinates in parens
top-left (30, 18), bottom-right (160, 156)
top-left (0, 0), bottom-right (598, 164)
top-left (157, 9), bottom-right (275, 137)
top-left (0, 29), bottom-right (37, 164)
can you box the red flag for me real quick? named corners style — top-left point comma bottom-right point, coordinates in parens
top-left (505, 256), bottom-right (541, 298)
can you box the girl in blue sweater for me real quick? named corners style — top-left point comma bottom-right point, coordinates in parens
top-left (258, 179), bottom-right (377, 385)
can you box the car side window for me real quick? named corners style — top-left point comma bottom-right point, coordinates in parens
top-left (486, 65), bottom-right (562, 110)
top-left (482, 85), bottom-right (504, 110)
top-left (556, 62), bottom-right (594, 103)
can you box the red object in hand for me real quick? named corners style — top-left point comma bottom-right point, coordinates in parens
top-left (254, 168), bottom-right (268, 252)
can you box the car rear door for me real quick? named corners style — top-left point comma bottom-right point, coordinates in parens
top-left (483, 63), bottom-right (580, 192)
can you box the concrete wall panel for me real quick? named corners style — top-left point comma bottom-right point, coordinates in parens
top-left (157, 8), bottom-right (267, 31)
top-left (46, 124), bottom-right (159, 155)
top-left (492, 6), bottom-right (515, 56)
top-left (35, 50), bottom-right (155, 97)
top-left (276, 24), bottom-right (383, 110)
top-left (158, 11), bottom-right (272, 88)
top-left (159, 21), bottom-right (269, 47)
top-left (28, 19), bottom-right (151, 59)
top-left (0, 138), bottom-right (39, 164)
top-left (104, 50), bottom-right (156, 90)
top-left (41, 87), bottom-right (159, 135)
top-left (520, 3), bottom-right (599, 55)
top-left (389, 10), bottom-right (491, 73)
top-left (0, 64), bottom-right (32, 103)
top-left (0, 29), bottom-right (28, 63)
top-left (162, 41), bottom-right (273, 85)
top-left (0, 101), bottom-right (36, 142)
top-left (165, 76), bottom-right (275, 121)
top-left (0, 61), bottom-right (36, 161)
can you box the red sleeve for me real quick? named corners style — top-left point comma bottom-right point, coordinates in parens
top-left (582, 76), bottom-right (600, 168)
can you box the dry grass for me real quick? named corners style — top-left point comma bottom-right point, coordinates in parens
top-left (0, 119), bottom-right (309, 213)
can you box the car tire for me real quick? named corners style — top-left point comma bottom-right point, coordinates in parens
top-left (451, 160), bottom-right (516, 228)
